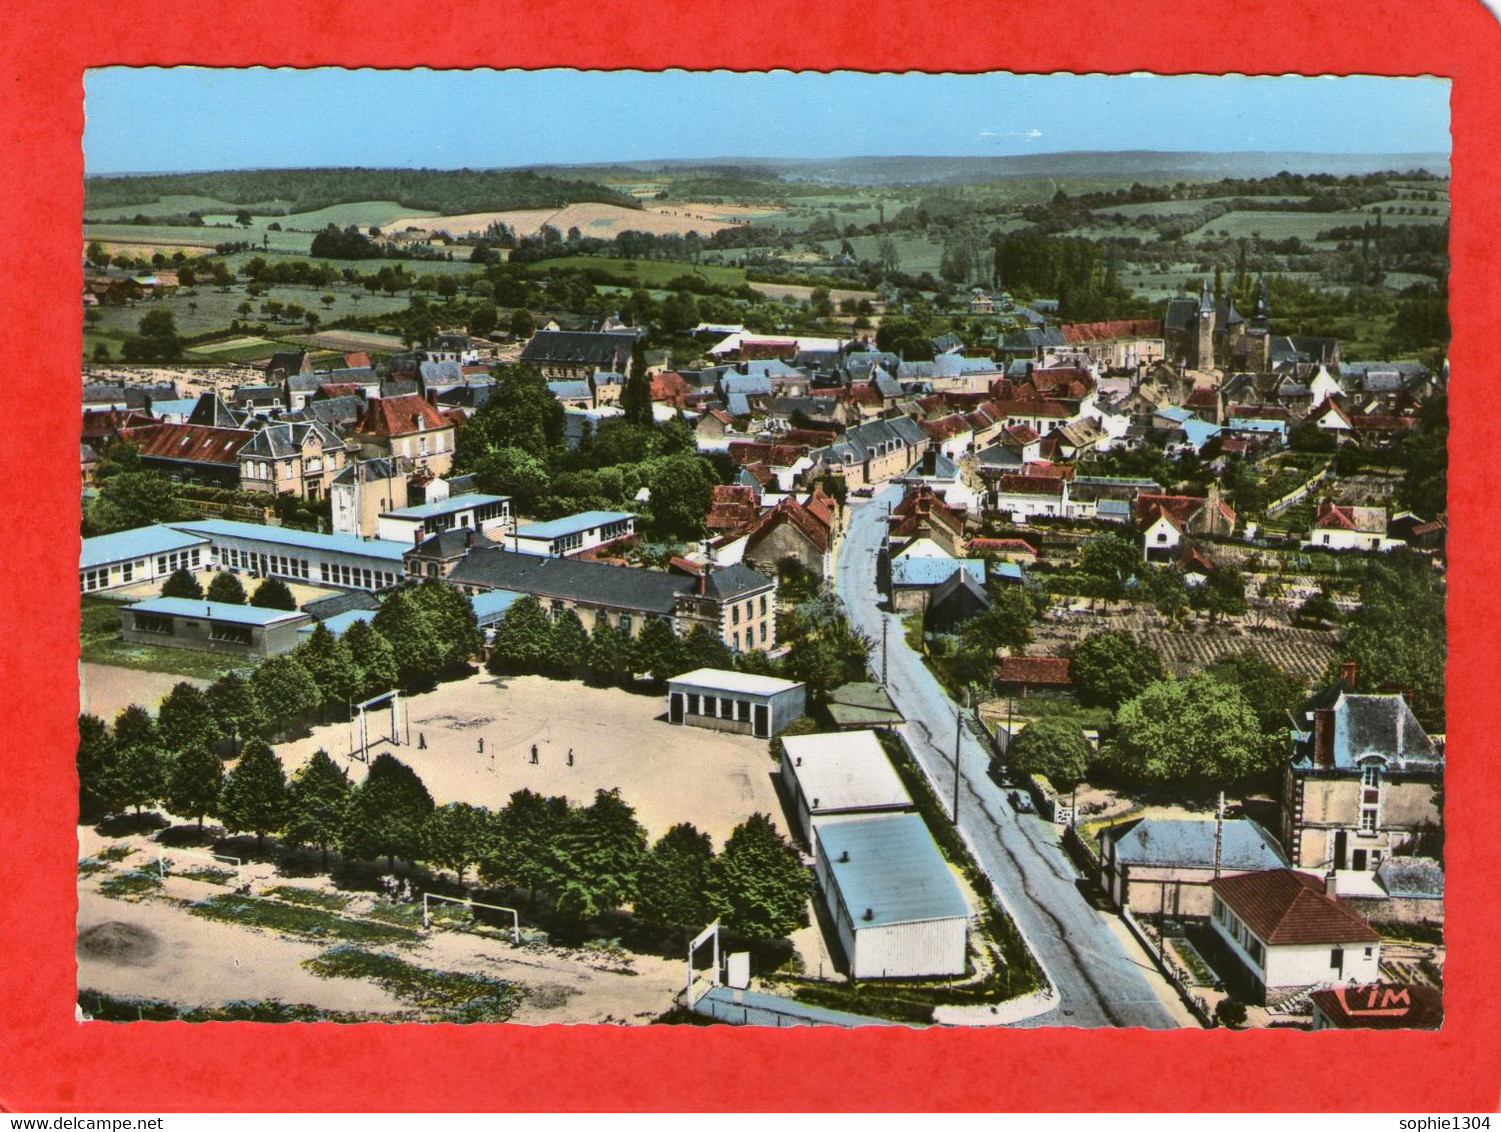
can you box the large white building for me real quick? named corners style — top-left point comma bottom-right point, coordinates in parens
top-left (779, 730), bottom-right (914, 845)
top-left (377, 493), bottom-right (511, 545)
top-left (665, 668), bottom-right (806, 740)
top-left (509, 511), bottom-right (636, 558)
top-left (167, 518), bottom-right (409, 591)
top-left (812, 813), bottom-right (970, 980)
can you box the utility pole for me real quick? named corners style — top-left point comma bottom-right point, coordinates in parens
top-left (952, 685), bottom-right (969, 826)
top-left (881, 616), bottom-right (888, 686)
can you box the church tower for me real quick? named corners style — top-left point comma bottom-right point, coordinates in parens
top-left (1195, 278), bottom-right (1217, 371)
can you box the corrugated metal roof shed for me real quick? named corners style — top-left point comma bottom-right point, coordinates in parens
top-left (782, 731), bottom-right (912, 815)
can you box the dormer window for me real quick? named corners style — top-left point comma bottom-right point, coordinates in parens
top-left (1361, 763), bottom-right (1382, 788)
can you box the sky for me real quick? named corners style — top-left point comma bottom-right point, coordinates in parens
top-left (83, 69), bottom-right (1451, 175)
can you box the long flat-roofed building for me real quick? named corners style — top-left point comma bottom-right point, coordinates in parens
top-left (121, 596), bottom-right (312, 658)
top-left (509, 510), bottom-right (636, 558)
top-left (666, 668), bottom-right (806, 740)
top-left (779, 730), bottom-right (914, 844)
top-left (167, 518), bottom-right (408, 591)
top-left (80, 526), bottom-right (211, 594)
top-left (812, 813), bottom-right (970, 979)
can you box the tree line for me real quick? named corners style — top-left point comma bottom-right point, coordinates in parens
top-left (78, 706), bottom-right (810, 940)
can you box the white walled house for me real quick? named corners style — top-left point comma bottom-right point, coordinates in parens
top-left (812, 813), bottom-right (969, 980)
top-left (1305, 502), bottom-right (1403, 552)
top-left (1210, 869), bottom-right (1382, 1003)
top-left (666, 668), bottom-right (806, 739)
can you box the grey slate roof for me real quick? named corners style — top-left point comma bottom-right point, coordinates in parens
top-left (302, 590), bottom-right (381, 620)
top-left (1290, 690), bottom-right (1443, 772)
top-left (1102, 818), bottom-right (1288, 871)
top-left (720, 373), bottom-right (774, 397)
top-left (1001, 327), bottom-right (1068, 351)
top-left (378, 380), bottom-right (420, 399)
top-left (419, 359), bottom-right (465, 388)
top-left (547, 379), bottom-right (593, 402)
top-left (410, 528), bottom-right (498, 558)
top-left (699, 562), bottom-right (775, 601)
top-left (449, 549), bottom-right (770, 614)
top-left (1374, 857), bottom-right (1444, 899)
top-left (187, 392), bottom-right (246, 428)
top-left (238, 420), bottom-right (344, 459)
top-left (287, 395), bottom-right (367, 429)
top-left (519, 329), bottom-right (637, 371)
top-left (1163, 298), bottom-right (1198, 333)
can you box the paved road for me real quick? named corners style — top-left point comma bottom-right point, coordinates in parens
top-left (835, 486), bottom-right (1177, 1029)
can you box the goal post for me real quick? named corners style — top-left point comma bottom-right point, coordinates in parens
top-left (350, 689), bottom-right (403, 763)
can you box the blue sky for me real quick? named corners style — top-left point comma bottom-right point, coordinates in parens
top-left (83, 69), bottom-right (1451, 175)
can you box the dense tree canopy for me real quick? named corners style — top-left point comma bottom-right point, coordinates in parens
top-left (218, 739), bottom-right (287, 847)
top-left (1070, 630), bottom-right (1166, 709)
top-left (1112, 674), bottom-right (1270, 789)
top-left (711, 813), bottom-right (810, 940)
top-left (1009, 718), bottom-right (1092, 788)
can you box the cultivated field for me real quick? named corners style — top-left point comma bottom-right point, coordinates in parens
top-left (386, 202), bottom-right (743, 241)
top-left (272, 671), bottom-right (785, 846)
top-left (1090, 195), bottom-right (1312, 218)
top-left (1184, 206), bottom-right (1447, 243)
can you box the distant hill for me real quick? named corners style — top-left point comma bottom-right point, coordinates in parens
top-left (563, 151), bottom-right (1451, 186)
top-left (83, 167), bottom-right (643, 217)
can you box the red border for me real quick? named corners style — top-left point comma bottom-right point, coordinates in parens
top-left (3, 0), bottom-right (1498, 1112)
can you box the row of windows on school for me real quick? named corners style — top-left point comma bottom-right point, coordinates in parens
top-left (214, 546), bottom-right (402, 590)
top-left (80, 546), bottom-right (205, 592)
top-left (680, 692), bottom-right (757, 724)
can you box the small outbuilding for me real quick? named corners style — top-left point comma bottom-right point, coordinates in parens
top-left (779, 730), bottom-right (913, 845)
top-left (812, 813), bottom-right (970, 980)
top-left (666, 668), bottom-right (806, 739)
top-left (120, 596), bottom-right (312, 658)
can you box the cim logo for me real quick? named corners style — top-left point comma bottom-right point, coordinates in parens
top-left (1335, 984), bottom-right (1413, 1017)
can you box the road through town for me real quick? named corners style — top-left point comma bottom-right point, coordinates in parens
top-left (835, 486), bottom-right (1177, 1029)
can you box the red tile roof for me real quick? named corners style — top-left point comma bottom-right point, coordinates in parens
top-left (728, 441), bottom-right (805, 468)
top-left (779, 427), bottom-right (839, 448)
top-left (354, 393), bottom-right (449, 437)
top-left (119, 423), bottom-right (252, 466)
top-left (995, 656), bottom-right (1073, 685)
top-left (651, 371), bottom-right (692, 405)
top-left (1135, 492), bottom-right (1206, 528)
top-left (991, 399), bottom-right (1072, 419)
top-left (344, 351), bottom-right (372, 369)
top-left (804, 486), bottom-right (838, 529)
top-left (1211, 869), bottom-right (1381, 945)
top-left (839, 382), bottom-right (884, 406)
top-left (1060, 318), bottom-right (1164, 343)
top-left (705, 484), bottom-right (762, 532)
top-left (82, 409), bottom-right (158, 441)
top-left (319, 383), bottom-right (362, 398)
top-left (1003, 424), bottom-right (1040, 445)
top-left (967, 537), bottom-right (1038, 558)
top-left (745, 496), bottom-right (832, 555)
top-left (1026, 368), bottom-right (1094, 399)
top-left (922, 414), bottom-right (972, 442)
top-left (1185, 387), bottom-right (1219, 409)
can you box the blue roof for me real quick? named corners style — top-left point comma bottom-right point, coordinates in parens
top-left (471, 589), bottom-right (525, 625)
top-left (513, 511), bottom-right (635, 540)
top-left (148, 398), bottom-right (199, 418)
top-left (990, 561), bottom-right (1026, 582)
top-left (1097, 499), bottom-right (1133, 518)
top-left (297, 609), bottom-right (375, 637)
top-left (547, 380), bottom-right (592, 400)
top-left (1227, 417), bottom-right (1289, 436)
top-left (816, 814), bottom-right (968, 928)
top-left (1155, 405), bottom-right (1195, 424)
top-left (127, 596), bottom-right (309, 626)
top-left (167, 518), bottom-right (409, 562)
top-left (725, 392), bottom-right (752, 417)
top-left (81, 525), bottom-right (208, 570)
top-left (890, 557), bottom-right (985, 588)
top-left (1103, 818), bottom-right (1287, 871)
top-left (1181, 418), bottom-right (1223, 451)
top-left (382, 493), bottom-right (509, 521)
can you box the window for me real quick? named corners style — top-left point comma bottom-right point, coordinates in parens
top-left (736, 700), bottom-right (750, 723)
top-left (1330, 947), bottom-right (1344, 973)
top-left (732, 606), bottom-right (740, 625)
top-left (760, 623), bottom-right (768, 644)
top-left (618, 613), bottom-right (632, 635)
top-left (1361, 764), bottom-right (1381, 788)
top-left (760, 594), bottom-right (768, 616)
top-left (210, 623), bottom-right (254, 646)
top-left (121, 561), bottom-right (134, 583)
top-left (686, 694), bottom-right (700, 715)
top-left (1359, 808), bottom-right (1378, 833)
top-left (134, 614), bottom-right (173, 636)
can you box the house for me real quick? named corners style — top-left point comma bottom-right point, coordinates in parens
top-left (1309, 983), bottom-right (1442, 1031)
top-left (812, 813), bottom-right (970, 980)
top-left (888, 557), bottom-right (985, 617)
top-left (999, 325), bottom-right (1069, 363)
top-left (508, 511), bottom-right (636, 559)
top-left (81, 442), bottom-right (101, 486)
top-left (1335, 857), bottom-right (1445, 927)
top-left (666, 668), bottom-right (806, 740)
top-left (1306, 502), bottom-right (1402, 552)
top-left (993, 469), bottom-right (1071, 520)
top-left (79, 526), bottom-right (211, 594)
top-left (1281, 671), bottom-right (1444, 873)
top-left (519, 328), bottom-right (639, 379)
top-left (1136, 486), bottom-right (1236, 562)
top-left (329, 457), bottom-right (410, 538)
top-left (898, 448), bottom-right (982, 513)
top-left (739, 493), bottom-right (836, 581)
top-left (448, 551), bottom-right (776, 652)
top-left (887, 484), bottom-right (967, 556)
top-left (813, 416), bottom-right (928, 490)
top-left (115, 422), bottom-right (254, 488)
top-left (265, 350), bottom-right (313, 380)
top-left (120, 596), bottom-right (312, 659)
top-left (1099, 817), bottom-right (1289, 916)
top-left (1210, 869), bottom-right (1382, 1003)
top-left (348, 394), bottom-right (456, 476)
top-left (230, 384), bottom-right (286, 417)
top-left (1060, 319), bottom-right (1166, 370)
top-left (926, 567), bottom-right (991, 633)
top-left (166, 518), bottom-right (409, 592)
top-left (376, 493), bottom-right (512, 546)
top-left (993, 655), bottom-right (1072, 697)
top-left (237, 421), bottom-right (349, 501)
top-left (779, 730), bottom-right (913, 845)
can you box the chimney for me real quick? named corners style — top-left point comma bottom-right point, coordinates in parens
top-left (413, 528), bottom-right (423, 550)
top-left (862, 907), bottom-right (874, 921)
top-left (465, 528), bottom-right (474, 549)
top-left (838, 848), bottom-right (848, 862)
top-left (1339, 661), bottom-right (1358, 690)
top-left (1314, 708), bottom-right (1336, 768)
top-left (1324, 870), bottom-right (1338, 897)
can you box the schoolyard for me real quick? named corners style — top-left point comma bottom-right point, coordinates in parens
top-left (273, 671), bottom-right (785, 846)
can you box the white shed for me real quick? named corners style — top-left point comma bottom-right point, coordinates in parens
top-left (666, 668), bottom-right (806, 739)
top-left (780, 730), bottom-right (913, 845)
top-left (813, 813), bottom-right (969, 980)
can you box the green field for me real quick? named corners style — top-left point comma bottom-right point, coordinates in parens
top-left (819, 233), bottom-right (946, 276)
top-left (86, 222), bottom-right (318, 255)
top-left (519, 255), bottom-right (748, 289)
top-left (1185, 206), bottom-right (1448, 243)
top-left (201, 200), bottom-right (440, 233)
top-left (84, 195), bottom-right (289, 221)
top-left (1091, 195), bottom-right (1312, 218)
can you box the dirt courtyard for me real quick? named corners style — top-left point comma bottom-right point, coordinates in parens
top-left (274, 671), bottom-right (786, 846)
